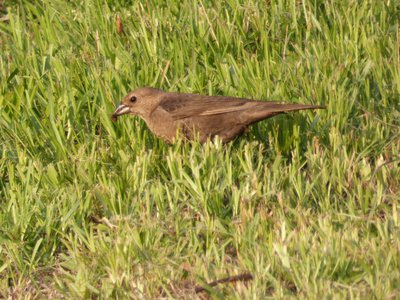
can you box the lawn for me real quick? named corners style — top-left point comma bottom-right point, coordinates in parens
top-left (0, 0), bottom-right (399, 298)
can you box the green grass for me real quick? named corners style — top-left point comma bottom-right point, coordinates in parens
top-left (1, 0), bottom-right (399, 298)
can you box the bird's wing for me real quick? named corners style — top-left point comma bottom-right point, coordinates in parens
top-left (159, 93), bottom-right (277, 120)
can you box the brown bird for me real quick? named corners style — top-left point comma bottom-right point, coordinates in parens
top-left (112, 87), bottom-right (324, 143)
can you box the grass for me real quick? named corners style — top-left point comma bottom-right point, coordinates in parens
top-left (0, 0), bottom-right (399, 298)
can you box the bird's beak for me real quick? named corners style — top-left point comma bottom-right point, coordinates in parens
top-left (111, 104), bottom-right (131, 121)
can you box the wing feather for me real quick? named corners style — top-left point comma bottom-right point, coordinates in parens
top-left (159, 93), bottom-right (274, 120)
top-left (159, 92), bottom-right (323, 121)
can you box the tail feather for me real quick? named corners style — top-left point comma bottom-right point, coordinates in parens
top-left (271, 103), bottom-right (325, 112)
top-left (246, 103), bottom-right (325, 124)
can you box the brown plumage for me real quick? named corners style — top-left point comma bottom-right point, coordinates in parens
top-left (112, 87), bottom-right (324, 143)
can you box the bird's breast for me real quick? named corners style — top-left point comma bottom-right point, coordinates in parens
top-left (144, 109), bottom-right (179, 143)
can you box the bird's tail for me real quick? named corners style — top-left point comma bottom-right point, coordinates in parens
top-left (247, 103), bottom-right (325, 124)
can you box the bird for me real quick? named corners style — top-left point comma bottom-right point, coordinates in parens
top-left (111, 87), bottom-right (324, 143)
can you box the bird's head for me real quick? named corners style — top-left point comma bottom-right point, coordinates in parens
top-left (111, 87), bottom-right (163, 121)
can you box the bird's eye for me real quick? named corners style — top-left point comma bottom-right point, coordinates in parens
top-left (130, 96), bottom-right (137, 103)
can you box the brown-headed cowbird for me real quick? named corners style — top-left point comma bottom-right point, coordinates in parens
top-left (112, 87), bottom-right (324, 143)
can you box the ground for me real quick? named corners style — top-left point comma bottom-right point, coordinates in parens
top-left (0, 0), bottom-right (399, 298)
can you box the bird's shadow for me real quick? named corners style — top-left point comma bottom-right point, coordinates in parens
top-left (235, 113), bottom-right (324, 159)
